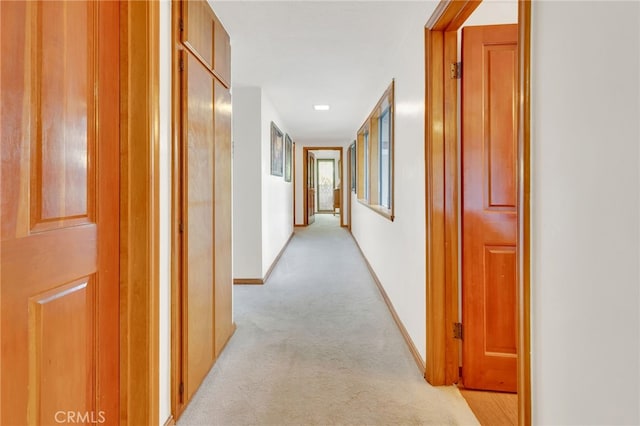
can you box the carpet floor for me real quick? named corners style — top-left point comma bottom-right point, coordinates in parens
top-left (177, 214), bottom-right (479, 425)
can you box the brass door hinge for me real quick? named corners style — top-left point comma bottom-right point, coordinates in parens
top-left (450, 62), bottom-right (462, 79)
top-left (453, 322), bottom-right (463, 340)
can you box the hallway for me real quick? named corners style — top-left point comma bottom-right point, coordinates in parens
top-left (178, 214), bottom-right (478, 425)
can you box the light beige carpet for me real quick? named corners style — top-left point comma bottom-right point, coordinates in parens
top-left (177, 214), bottom-right (479, 425)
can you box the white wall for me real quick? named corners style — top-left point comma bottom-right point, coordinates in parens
top-left (314, 150), bottom-right (340, 159)
top-left (159, 0), bottom-right (171, 423)
top-left (350, 20), bottom-right (427, 361)
top-left (462, 0), bottom-right (517, 28)
top-left (233, 87), bottom-right (263, 279)
top-left (232, 88), bottom-right (294, 278)
top-left (261, 92), bottom-right (294, 276)
top-left (531, 1), bottom-right (640, 424)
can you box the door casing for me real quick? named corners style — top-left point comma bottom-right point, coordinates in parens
top-left (302, 147), bottom-right (345, 226)
top-left (120, 1), bottom-right (161, 425)
top-left (292, 143), bottom-right (296, 227)
top-left (423, 0), bottom-right (531, 424)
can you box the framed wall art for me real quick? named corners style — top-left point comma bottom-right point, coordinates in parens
top-left (284, 134), bottom-right (293, 182)
top-left (270, 122), bottom-right (284, 176)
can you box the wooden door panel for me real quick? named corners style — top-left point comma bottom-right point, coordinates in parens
top-left (37, 0), bottom-right (94, 227)
top-left (484, 246), bottom-right (517, 354)
top-left (2, 226), bottom-right (97, 286)
top-left (30, 279), bottom-right (96, 425)
top-left (307, 152), bottom-right (316, 224)
top-left (182, 0), bottom-right (230, 86)
top-left (1, 1), bottom-right (120, 425)
top-left (183, 0), bottom-right (213, 68)
top-left (485, 45), bottom-right (517, 209)
top-left (462, 24), bottom-right (518, 393)
top-left (183, 52), bottom-right (215, 400)
top-left (214, 81), bottom-right (233, 356)
top-left (213, 18), bottom-right (231, 85)
top-left (308, 189), bottom-right (315, 216)
top-left (0, 1), bottom-right (28, 240)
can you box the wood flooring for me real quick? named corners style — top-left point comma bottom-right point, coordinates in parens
top-left (459, 386), bottom-right (517, 426)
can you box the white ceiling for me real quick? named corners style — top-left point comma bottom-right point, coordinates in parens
top-left (209, 1), bottom-right (439, 146)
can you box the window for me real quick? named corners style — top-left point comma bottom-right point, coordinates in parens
top-left (356, 81), bottom-right (394, 220)
top-left (363, 131), bottom-right (370, 201)
top-left (349, 142), bottom-right (357, 193)
top-left (379, 107), bottom-right (391, 209)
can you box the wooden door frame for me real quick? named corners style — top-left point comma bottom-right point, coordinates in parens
top-left (423, 1), bottom-right (530, 425)
top-left (170, 0), bottom-right (184, 420)
top-left (302, 147), bottom-right (345, 226)
top-left (120, 1), bottom-right (160, 425)
top-left (292, 143), bottom-right (296, 227)
top-left (347, 143), bottom-right (354, 232)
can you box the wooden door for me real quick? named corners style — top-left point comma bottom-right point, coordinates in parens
top-left (178, 0), bottom-right (234, 406)
top-left (1, 1), bottom-right (120, 424)
top-left (307, 152), bottom-right (316, 224)
top-left (213, 79), bottom-right (233, 357)
top-left (461, 24), bottom-right (518, 392)
top-left (181, 51), bottom-right (216, 402)
top-left (292, 143), bottom-right (296, 227)
top-left (347, 145), bottom-right (352, 230)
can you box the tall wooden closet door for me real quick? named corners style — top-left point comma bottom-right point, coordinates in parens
top-left (182, 52), bottom-right (216, 402)
top-left (1, 1), bottom-right (120, 424)
top-left (178, 0), bottom-right (233, 409)
top-left (213, 80), bottom-right (233, 356)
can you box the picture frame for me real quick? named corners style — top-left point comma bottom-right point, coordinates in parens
top-left (284, 134), bottom-right (292, 182)
top-left (270, 122), bottom-right (284, 176)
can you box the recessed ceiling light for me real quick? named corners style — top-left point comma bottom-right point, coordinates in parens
top-left (313, 104), bottom-right (330, 111)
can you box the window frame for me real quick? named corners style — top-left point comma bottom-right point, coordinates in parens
top-left (349, 142), bottom-right (357, 193)
top-left (363, 130), bottom-right (370, 201)
top-left (356, 80), bottom-right (395, 221)
top-left (378, 105), bottom-right (392, 209)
